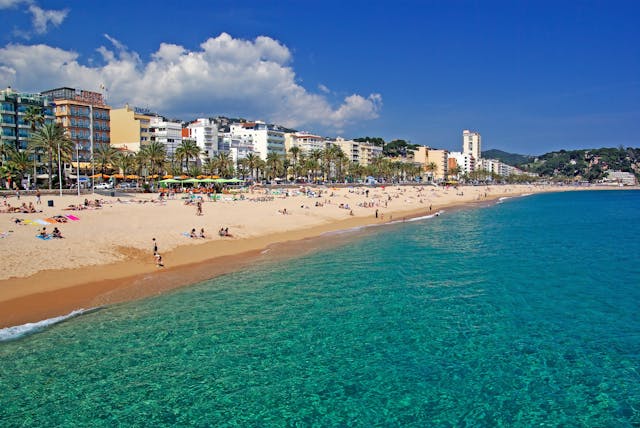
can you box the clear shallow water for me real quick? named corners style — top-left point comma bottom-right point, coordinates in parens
top-left (1, 190), bottom-right (639, 426)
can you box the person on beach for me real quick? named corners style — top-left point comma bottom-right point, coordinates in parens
top-left (39, 227), bottom-right (47, 238)
top-left (196, 201), bottom-right (203, 216)
top-left (35, 189), bottom-right (41, 204)
top-left (52, 227), bottom-right (63, 238)
top-left (152, 238), bottom-right (158, 254)
top-left (154, 252), bottom-right (163, 267)
top-left (199, 228), bottom-right (206, 238)
top-left (190, 228), bottom-right (197, 238)
top-left (375, 209), bottom-right (379, 219)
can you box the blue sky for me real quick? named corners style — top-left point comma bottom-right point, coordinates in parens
top-left (1, 0), bottom-right (638, 155)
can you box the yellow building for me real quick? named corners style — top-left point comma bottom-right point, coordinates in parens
top-left (110, 104), bottom-right (152, 152)
top-left (412, 146), bottom-right (448, 181)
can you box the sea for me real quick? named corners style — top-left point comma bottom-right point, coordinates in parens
top-left (1, 189), bottom-right (639, 427)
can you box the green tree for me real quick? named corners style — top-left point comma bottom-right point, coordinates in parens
top-left (28, 123), bottom-right (72, 189)
top-left (175, 139), bottom-right (200, 173)
top-left (265, 151), bottom-right (284, 181)
top-left (94, 144), bottom-right (119, 176)
top-left (140, 141), bottom-right (167, 179)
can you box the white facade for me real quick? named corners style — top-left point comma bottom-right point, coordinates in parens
top-left (149, 116), bottom-right (182, 158)
top-left (219, 132), bottom-right (256, 165)
top-left (604, 170), bottom-right (637, 185)
top-left (229, 121), bottom-right (285, 160)
top-left (462, 130), bottom-right (481, 167)
top-left (449, 151), bottom-right (475, 174)
top-left (185, 118), bottom-right (219, 160)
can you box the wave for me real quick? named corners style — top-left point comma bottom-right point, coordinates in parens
top-left (0, 307), bottom-right (102, 342)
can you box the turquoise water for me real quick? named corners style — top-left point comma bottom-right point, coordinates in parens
top-left (1, 190), bottom-right (639, 426)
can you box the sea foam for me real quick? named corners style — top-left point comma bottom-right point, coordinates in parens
top-left (0, 308), bottom-right (101, 342)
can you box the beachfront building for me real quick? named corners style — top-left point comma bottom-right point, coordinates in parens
top-left (1, 87), bottom-right (55, 153)
top-left (284, 132), bottom-right (326, 155)
top-left (463, 130), bottom-right (481, 167)
top-left (333, 138), bottom-right (383, 166)
top-left (184, 118), bottom-right (219, 160)
top-left (229, 121), bottom-right (286, 161)
top-left (149, 116), bottom-right (182, 159)
top-left (41, 87), bottom-right (111, 164)
top-left (449, 151), bottom-right (475, 175)
top-left (603, 170), bottom-right (638, 186)
top-left (412, 146), bottom-right (448, 182)
top-left (110, 104), bottom-right (152, 153)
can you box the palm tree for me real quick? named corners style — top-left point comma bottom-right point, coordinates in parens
top-left (175, 139), bottom-right (200, 174)
top-left (28, 123), bottom-right (72, 189)
top-left (8, 148), bottom-right (32, 184)
top-left (140, 141), bottom-right (167, 179)
top-left (23, 105), bottom-right (45, 185)
top-left (94, 145), bottom-right (119, 176)
top-left (212, 151), bottom-right (234, 177)
top-left (288, 146), bottom-right (301, 181)
top-left (425, 162), bottom-right (438, 182)
top-left (265, 151), bottom-right (284, 181)
top-left (113, 151), bottom-right (135, 177)
top-left (243, 152), bottom-right (260, 182)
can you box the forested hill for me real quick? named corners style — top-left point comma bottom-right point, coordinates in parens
top-left (519, 147), bottom-right (640, 180)
top-left (482, 149), bottom-right (533, 166)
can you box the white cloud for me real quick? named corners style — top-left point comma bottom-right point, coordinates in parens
top-left (0, 33), bottom-right (382, 132)
top-left (318, 84), bottom-right (331, 94)
top-left (28, 4), bottom-right (68, 34)
top-left (1, 0), bottom-right (68, 37)
top-left (0, 0), bottom-right (30, 9)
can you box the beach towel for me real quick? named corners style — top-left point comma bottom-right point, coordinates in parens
top-left (36, 234), bottom-right (52, 240)
top-left (44, 218), bottom-right (58, 224)
top-left (34, 219), bottom-right (49, 225)
top-left (181, 232), bottom-right (193, 238)
top-left (66, 215), bottom-right (80, 221)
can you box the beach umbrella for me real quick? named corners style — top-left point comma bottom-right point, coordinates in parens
top-left (226, 178), bottom-right (244, 183)
top-left (183, 178), bottom-right (201, 184)
top-left (112, 173), bottom-right (125, 179)
top-left (126, 174), bottom-right (139, 179)
top-left (200, 178), bottom-right (216, 183)
top-left (163, 174), bottom-right (173, 179)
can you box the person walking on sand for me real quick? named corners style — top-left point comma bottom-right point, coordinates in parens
top-left (35, 189), bottom-right (41, 204)
top-left (152, 237), bottom-right (158, 254)
top-left (375, 209), bottom-right (379, 219)
top-left (196, 200), bottom-right (203, 216)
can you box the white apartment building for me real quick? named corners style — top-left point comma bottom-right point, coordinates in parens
top-left (185, 118), bottom-right (219, 160)
top-left (229, 121), bottom-right (285, 160)
top-left (284, 132), bottom-right (326, 154)
top-left (149, 116), bottom-right (182, 159)
top-left (449, 151), bottom-right (475, 175)
top-left (218, 132), bottom-right (256, 165)
top-left (463, 130), bottom-right (481, 167)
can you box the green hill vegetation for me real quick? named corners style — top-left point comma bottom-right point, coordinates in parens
top-left (482, 149), bottom-right (533, 166)
top-left (519, 147), bottom-right (640, 180)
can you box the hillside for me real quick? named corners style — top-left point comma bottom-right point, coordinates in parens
top-left (519, 147), bottom-right (640, 180)
top-left (482, 149), bottom-right (533, 166)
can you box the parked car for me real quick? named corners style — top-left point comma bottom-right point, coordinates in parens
top-left (94, 182), bottom-right (113, 190)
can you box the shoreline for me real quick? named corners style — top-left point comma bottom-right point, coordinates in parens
top-left (0, 185), bottom-right (631, 328)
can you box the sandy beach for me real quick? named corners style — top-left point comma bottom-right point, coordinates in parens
top-left (0, 184), bottom-right (620, 327)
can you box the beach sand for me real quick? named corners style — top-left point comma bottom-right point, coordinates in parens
top-left (0, 184), bottom-right (614, 327)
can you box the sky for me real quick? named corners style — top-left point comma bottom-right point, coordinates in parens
top-left (0, 0), bottom-right (638, 155)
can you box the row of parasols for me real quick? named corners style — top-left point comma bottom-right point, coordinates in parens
top-left (89, 173), bottom-right (243, 184)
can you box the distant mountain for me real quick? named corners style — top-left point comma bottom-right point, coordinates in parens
top-left (482, 149), bottom-right (533, 166)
